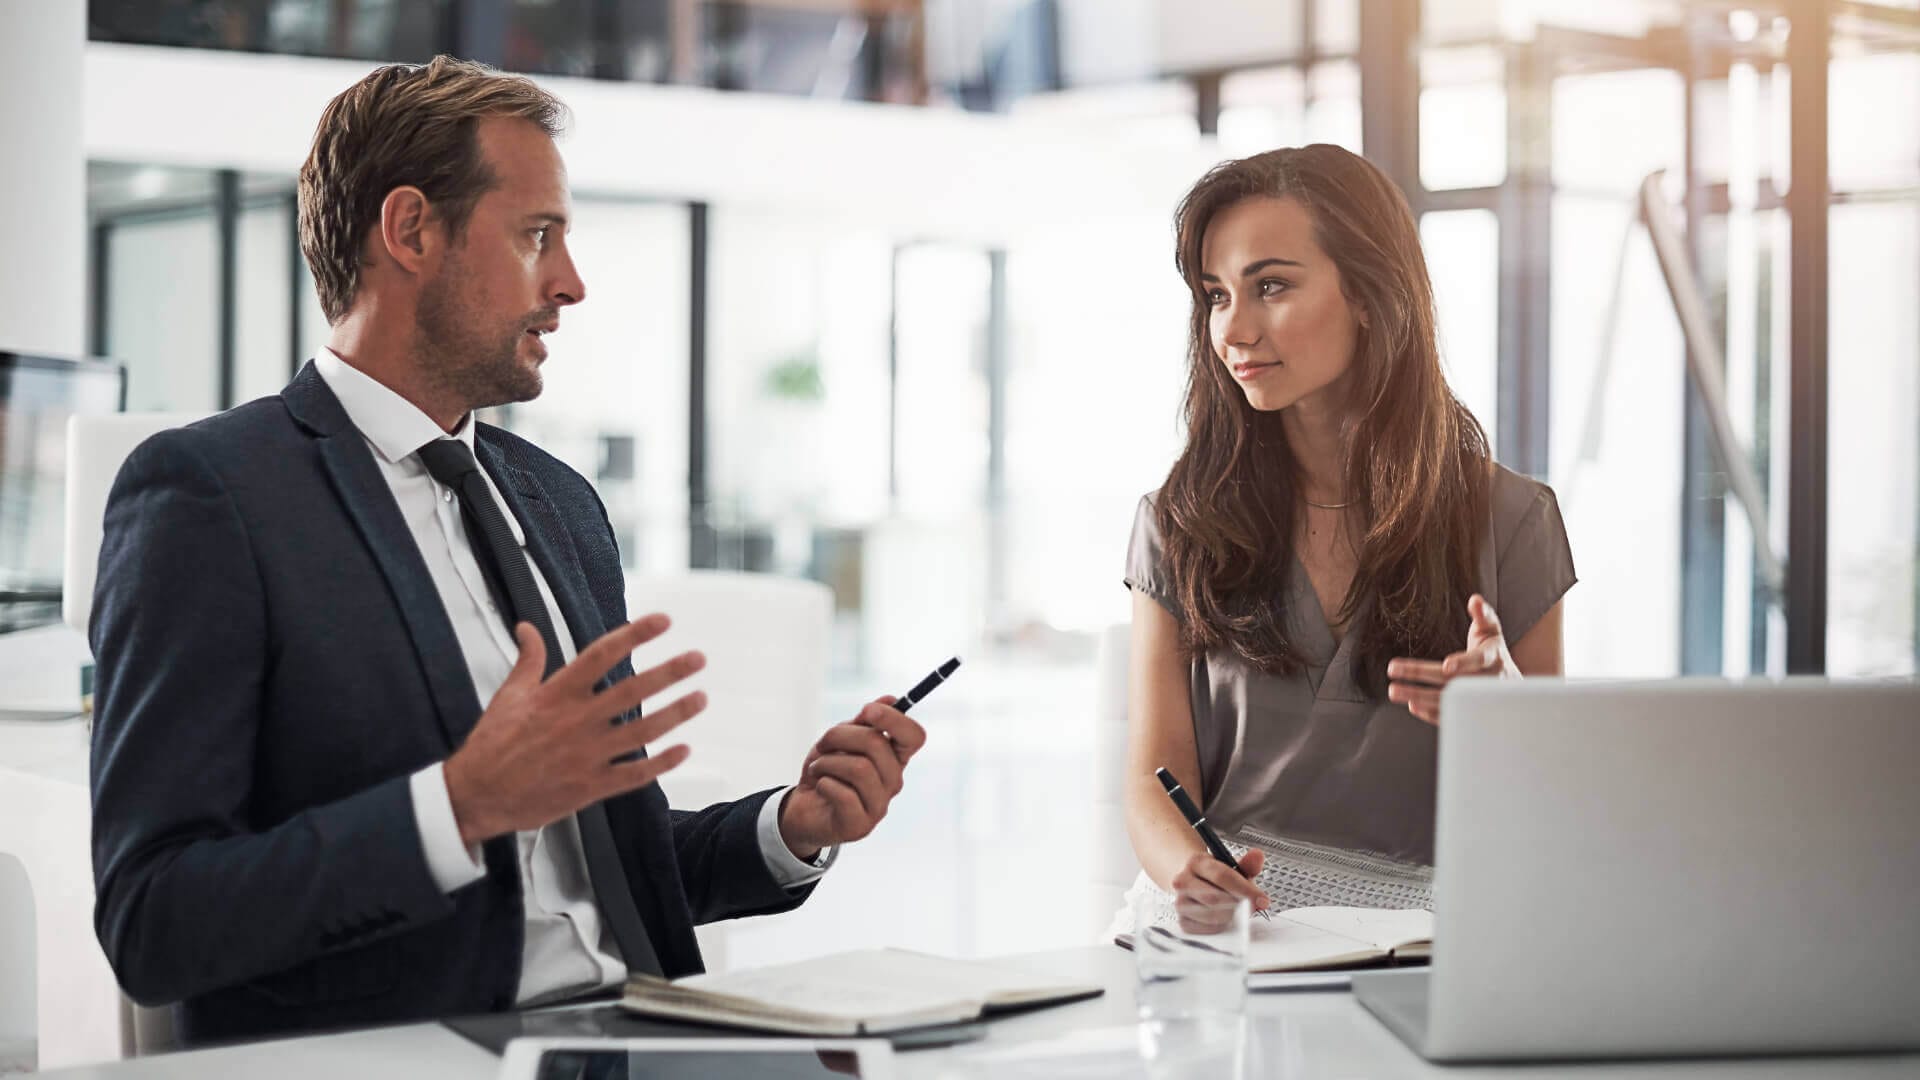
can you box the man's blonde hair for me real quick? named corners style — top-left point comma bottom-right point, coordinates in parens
top-left (297, 56), bottom-right (568, 324)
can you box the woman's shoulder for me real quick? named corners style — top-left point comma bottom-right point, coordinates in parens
top-left (1482, 463), bottom-right (1577, 639)
top-left (1487, 462), bottom-right (1564, 547)
top-left (1129, 488), bottom-right (1168, 556)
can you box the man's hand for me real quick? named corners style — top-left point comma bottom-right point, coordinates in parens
top-left (443, 614), bottom-right (706, 846)
top-left (776, 698), bottom-right (927, 861)
top-left (1385, 594), bottom-right (1518, 725)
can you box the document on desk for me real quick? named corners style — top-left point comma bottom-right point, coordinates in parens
top-left (1245, 906), bottom-right (1432, 971)
top-left (619, 948), bottom-right (1103, 1036)
top-left (1118, 905), bottom-right (1432, 973)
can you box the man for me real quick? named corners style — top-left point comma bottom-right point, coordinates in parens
top-left (88, 56), bottom-right (924, 1047)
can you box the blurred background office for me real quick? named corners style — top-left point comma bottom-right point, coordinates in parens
top-left (2, 0), bottom-right (1915, 1005)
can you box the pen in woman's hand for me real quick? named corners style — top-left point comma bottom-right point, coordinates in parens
top-left (1157, 767), bottom-right (1272, 920)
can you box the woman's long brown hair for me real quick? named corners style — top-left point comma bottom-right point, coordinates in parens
top-left (1157, 144), bottom-right (1490, 696)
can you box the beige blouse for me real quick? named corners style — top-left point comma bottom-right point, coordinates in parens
top-left (1126, 464), bottom-right (1576, 866)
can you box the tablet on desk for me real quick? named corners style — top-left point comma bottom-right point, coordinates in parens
top-left (498, 1038), bottom-right (895, 1080)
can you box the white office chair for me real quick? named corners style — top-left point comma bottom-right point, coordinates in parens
top-left (621, 570), bottom-right (834, 971)
top-left (1088, 622), bottom-right (1144, 933)
top-left (59, 412), bottom-right (205, 1060)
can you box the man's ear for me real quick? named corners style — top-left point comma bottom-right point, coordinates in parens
top-left (376, 186), bottom-right (440, 275)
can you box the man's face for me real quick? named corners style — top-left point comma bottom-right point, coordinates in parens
top-left (414, 116), bottom-right (586, 412)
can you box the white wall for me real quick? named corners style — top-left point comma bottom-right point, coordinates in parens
top-left (0, 7), bottom-right (86, 1059)
top-left (83, 43), bottom-right (1222, 250)
top-left (0, 2), bottom-right (85, 357)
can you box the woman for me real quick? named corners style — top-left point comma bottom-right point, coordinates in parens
top-left (1123, 145), bottom-right (1575, 917)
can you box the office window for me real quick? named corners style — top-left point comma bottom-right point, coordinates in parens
top-left (1314, 0), bottom-right (1359, 55)
top-left (1305, 60), bottom-right (1362, 152)
top-left (107, 213), bottom-right (220, 413)
top-left (1829, 52), bottom-right (1920, 193)
top-left (1549, 194), bottom-right (1685, 677)
top-left (1551, 67), bottom-right (1683, 196)
top-left (1218, 66), bottom-right (1308, 158)
top-left (1420, 45), bottom-right (1505, 192)
top-left (707, 208), bottom-right (892, 531)
top-left (1218, 61), bottom-right (1360, 158)
top-left (704, 207), bottom-right (893, 671)
top-left (1827, 203), bottom-right (1919, 675)
top-left (1700, 201), bottom-right (1790, 678)
top-left (892, 245), bottom-right (991, 518)
top-left (1420, 210), bottom-right (1500, 441)
top-left (1002, 219), bottom-right (1189, 638)
top-left (505, 199), bottom-right (691, 575)
top-left (234, 199), bottom-right (296, 405)
top-left (89, 0), bottom-right (450, 63)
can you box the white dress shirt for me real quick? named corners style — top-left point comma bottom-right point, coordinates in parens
top-left (312, 351), bottom-right (827, 1006)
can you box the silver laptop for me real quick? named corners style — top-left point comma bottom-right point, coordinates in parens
top-left (1353, 678), bottom-right (1920, 1063)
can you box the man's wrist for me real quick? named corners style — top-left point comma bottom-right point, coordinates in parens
top-left (775, 787), bottom-right (823, 863)
top-left (442, 754), bottom-right (492, 848)
top-left (410, 763), bottom-right (488, 892)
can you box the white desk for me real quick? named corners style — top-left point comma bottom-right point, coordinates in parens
top-left (0, 624), bottom-right (125, 1070)
top-left (30, 948), bottom-right (1920, 1079)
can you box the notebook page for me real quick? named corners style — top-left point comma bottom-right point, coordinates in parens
top-left (1276, 906), bottom-right (1433, 951)
top-left (1246, 913), bottom-right (1387, 971)
top-left (709, 949), bottom-right (1089, 1006)
top-left (862, 949), bottom-right (1099, 1007)
top-left (676, 953), bottom-right (982, 1023)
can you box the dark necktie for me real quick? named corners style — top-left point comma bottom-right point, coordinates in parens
top-left (416, 437), bottom-right (664, 978)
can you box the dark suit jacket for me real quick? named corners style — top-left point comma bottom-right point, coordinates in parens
top-left (88, 362), bottom-right (809, 1047)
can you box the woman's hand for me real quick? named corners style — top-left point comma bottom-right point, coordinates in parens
top-left (1386, 594), bottom-right (1517, 726)
top-left (1169, 848), bottom-right (1270, 932)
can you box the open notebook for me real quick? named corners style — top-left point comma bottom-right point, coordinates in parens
top-left (1120, 904), bottom-right (1432, 972)
top-left (1244, 905), bottom-right (1430, 970)
top-left (619, 948), bottom-right (1104, 1036)
top-left (1115, 828), bottom-right (1434, 972)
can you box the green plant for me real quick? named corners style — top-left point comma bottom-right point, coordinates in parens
top-left (763, 350), bottom-right (826, 402)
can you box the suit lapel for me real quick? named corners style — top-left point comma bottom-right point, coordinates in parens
top-left (286, 363), bottom-right (484, 749)
top-left (473, 441), bottom-right (609, 660)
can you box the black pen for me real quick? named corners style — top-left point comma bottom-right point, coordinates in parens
top-left (893, 657), bottom-right (960, 714)
top-left (1156, 766), bottom-right (1270, 919)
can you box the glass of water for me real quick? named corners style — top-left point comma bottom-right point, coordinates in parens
top-left (1132, 889), bottom-right (1249, 1019)
top-left (1131, 889), bottom-right (1249, 1077)
top-left (1128, 883), bottom-right (1251, 1076)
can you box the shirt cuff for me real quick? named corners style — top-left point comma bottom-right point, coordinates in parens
top-left (409, 762), bottom-right (487, 894)
top-left (756, 786), bottom-right (836, 889)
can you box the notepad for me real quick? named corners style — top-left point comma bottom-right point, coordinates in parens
top-left (1118, 904), bottom-right (1432, 972)
top-left (618, 948), bottom-right (1104, 1036)
top-left (1242, 905), bottom-right (1432, 971)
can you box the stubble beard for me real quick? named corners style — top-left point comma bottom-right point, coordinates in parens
top-left (414, 269), bottom-right (543, 414)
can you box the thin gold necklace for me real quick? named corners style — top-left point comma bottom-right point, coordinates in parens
top-left (1304, 497), bottom-right (1353, 510)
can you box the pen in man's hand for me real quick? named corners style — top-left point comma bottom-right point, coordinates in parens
top-left (893, 657), bottom-right (960, 714)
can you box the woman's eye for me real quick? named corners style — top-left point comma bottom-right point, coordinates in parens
top-left (1259, 278), bottom-right (1288, 297)
top-left (1205, 287), bottom-right (1228, 306)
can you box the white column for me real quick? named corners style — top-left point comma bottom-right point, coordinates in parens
top-left (0, 9), bottom-right (90, 1070)
top-left (0, 1), bottom-right (87, 357)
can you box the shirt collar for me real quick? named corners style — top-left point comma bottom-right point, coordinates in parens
top-left (312, 349), bottom-right (477, 466)
top-left (310, 351), bottom-right (525, 546)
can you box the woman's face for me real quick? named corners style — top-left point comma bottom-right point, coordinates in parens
top-left (1200, 195), bottom-right (1362, 414)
